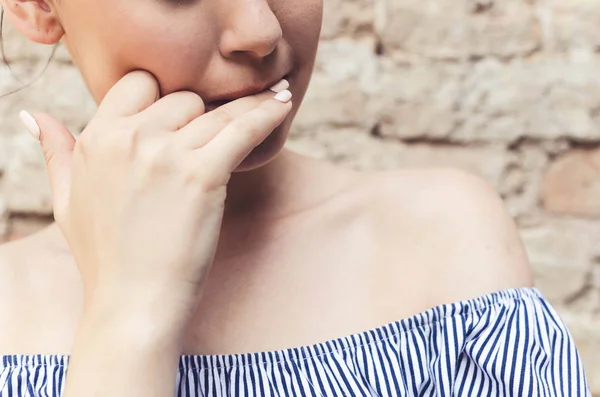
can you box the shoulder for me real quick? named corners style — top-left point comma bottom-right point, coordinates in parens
top-left (364, 167), bottom-right (533, 303)
top-left (0, 238), bottom-right (30, 314)
top-left (0, 229), bottom-right (60, 298)
top-left (0, 239), bottom-right (31, 353)
top-left (0, 227), bottom-right (81, 354)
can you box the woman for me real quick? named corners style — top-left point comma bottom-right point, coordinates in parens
top-left (0, 0), bottom-right (590, 395)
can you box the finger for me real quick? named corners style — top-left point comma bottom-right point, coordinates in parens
top-left (135, 91), bottom-right (206, 132)
top-left (199, 90), bottom-right (292, 173)
top-left (20, 111), bottom-right (75, 220)
top-left (173, 89), bottom-right (276, 151)
top-left (95, 70), bottom-right (160, 119)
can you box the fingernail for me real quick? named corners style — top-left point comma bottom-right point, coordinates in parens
top-left (19, 110), bottom-right (40, 141)
top-left (269, 79), bottom-right (289, 93)
top-left (273, 90), bottom-right (292, 103)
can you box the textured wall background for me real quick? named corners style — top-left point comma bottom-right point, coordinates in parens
top-left (1, 0), bottom-right (600, 391)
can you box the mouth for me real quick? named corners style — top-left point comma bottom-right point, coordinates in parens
top-left (204, 72), bottom-right (292, 113)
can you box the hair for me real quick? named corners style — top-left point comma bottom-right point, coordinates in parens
top-left (0, 7), bottom-right (58, 99)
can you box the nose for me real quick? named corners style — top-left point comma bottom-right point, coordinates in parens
top-left (218, 0), bottom-right (283, 60)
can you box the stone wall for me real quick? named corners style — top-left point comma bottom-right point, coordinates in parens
top-left (1, 0), bottom-right (599, 392)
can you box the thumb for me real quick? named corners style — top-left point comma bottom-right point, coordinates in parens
top-left (19, 110), bottom-right (75, 219)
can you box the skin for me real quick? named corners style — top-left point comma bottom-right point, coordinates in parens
top-left (4, 0), bottom-right (323, 223)
top-left (0, 0), bottom-right (535, 395)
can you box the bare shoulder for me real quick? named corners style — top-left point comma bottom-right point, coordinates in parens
top-left (0, 237), bottom-right (37, 353)
top-left (364, 167), bottom-right (533, 304)
top-left (0, 237), bottom-right (36, 314)
top-left (0, 228), bottom-right (63, 297)
top-left (0, 226), bottom-right (81, 354)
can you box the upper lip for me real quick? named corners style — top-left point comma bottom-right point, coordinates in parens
top-left (206, 72), bottom-right (290, 104)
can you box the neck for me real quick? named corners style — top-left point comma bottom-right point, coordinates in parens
top-left (41, 148), bottom-right (312, 252)
top-left (223, 148), bottom-right (298, 223)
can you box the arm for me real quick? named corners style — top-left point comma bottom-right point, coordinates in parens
top-left (63, 291), bottom-right (189, 397)
top-left (22, 71), bottom-right (292, 397)
top-left (375, 167), bottom-right (533, 303)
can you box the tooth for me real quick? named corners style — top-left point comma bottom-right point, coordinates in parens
top-left (269, 79), bottom-right (290, 93)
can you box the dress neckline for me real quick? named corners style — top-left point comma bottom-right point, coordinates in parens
top-left (1, 287), bottom-right (543, 371)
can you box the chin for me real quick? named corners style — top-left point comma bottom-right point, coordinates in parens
top-left (233, 118), bottom-right (292, 173)
top-left (232, 71), bottom-right (308, 173)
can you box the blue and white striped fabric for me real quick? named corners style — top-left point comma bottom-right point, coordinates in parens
top-left (0, 288), bottom-right (590, 396)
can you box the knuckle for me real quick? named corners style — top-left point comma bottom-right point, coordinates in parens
top-left (108, 71), bottom-right (160, 103)
top-left (253, 104), bottom-right (277, 124)
top-left (77, 120), bottom-right (140, 160)
top-left (137, 138), bottom-right (174, 170)
top-left (76, 128), bottom-right (98, 157)
top-left (180, 91), bottom-right (206, 112)
top-left (110, 125), bottom-right (139, 157)
top-left (210, 106), bottom-right (235, 126)
top-left (126, 71), bottom-right (160, 97)
top-left (247, 123), bottom-right (264, 140)
top-left (236, 117), bottom-right (263, 140)
top-left (181, 157), bottom-right (228, 192)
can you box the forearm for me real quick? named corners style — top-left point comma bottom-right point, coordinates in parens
top-left (63, 295), bottom-right (189, 397)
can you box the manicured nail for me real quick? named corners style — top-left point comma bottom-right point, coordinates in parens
top-left (273, 90), bottom-right (292, 103)
top-left (19, 110), bottom-right (40, 141)
top-left (269, 79), bottom-right (289, 93)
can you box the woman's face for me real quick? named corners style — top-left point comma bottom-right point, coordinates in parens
top-left (10, 0), bottom-right (323, 170)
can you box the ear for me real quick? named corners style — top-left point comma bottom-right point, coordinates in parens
top-left (1, 0), bottom-right (64, 45)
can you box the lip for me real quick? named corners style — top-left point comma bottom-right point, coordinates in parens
top-left (205, 72), bottom-right (292, 112)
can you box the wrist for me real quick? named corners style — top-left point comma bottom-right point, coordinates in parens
top-left (65, 293), bottom-right (186, 397)
top-left (81, 287), bottom-right (192, 351)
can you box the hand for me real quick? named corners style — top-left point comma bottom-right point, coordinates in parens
top-left (21, 70), bottom-right (292, 328)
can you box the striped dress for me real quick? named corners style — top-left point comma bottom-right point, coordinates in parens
top-left (0, 288), bottom-right (591, 396)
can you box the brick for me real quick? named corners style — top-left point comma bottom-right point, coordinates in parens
top-left (321, 0), bottom-right (374, 39)
top-left (520, 221), bottom-right (596, 304)
top-left (294, 38), bottom-right (379, 132)
top-left (2, 133), bottom-right (53, 215)
top-left (379, 0), bottom-right (540, 60)
top-left (543, 149), bottom-right (600, 217)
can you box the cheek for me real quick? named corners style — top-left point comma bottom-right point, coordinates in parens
top-left (63, 0), bottom-right (322, 103)
top-left (113, 26), bottom-right (216, 92)
top-left (64, 4), bottom-right (215, 102)
top-left (279, 0), bottom-right (322, 64)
